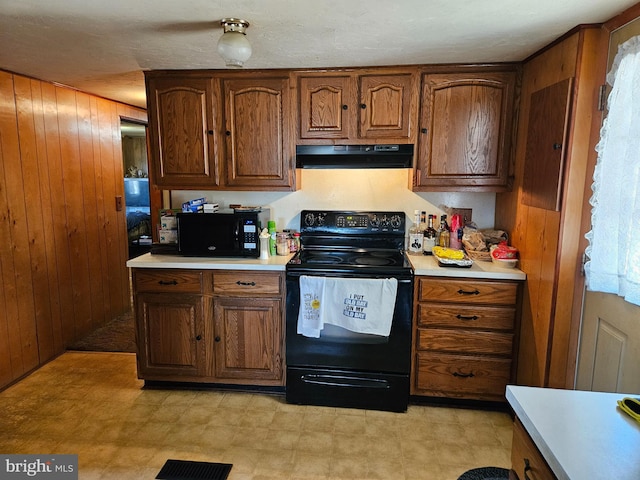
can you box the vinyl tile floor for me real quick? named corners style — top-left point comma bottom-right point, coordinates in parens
top-left (0, 352), bottom-right (513, 480)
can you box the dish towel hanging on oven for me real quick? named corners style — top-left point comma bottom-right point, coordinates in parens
top-left (297, 275), bottom-right (398, 338)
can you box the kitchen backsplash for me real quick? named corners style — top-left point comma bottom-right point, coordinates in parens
top-left (169, 169), bottom-right (496, 231)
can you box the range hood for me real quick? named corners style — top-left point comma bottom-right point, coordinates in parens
top-left (296, 144), bottom-right (414, 169)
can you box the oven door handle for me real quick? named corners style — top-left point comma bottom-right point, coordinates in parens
top-left (301, 374), bottom-right (391, 389)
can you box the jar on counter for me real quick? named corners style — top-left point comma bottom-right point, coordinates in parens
top-left (276, 233), bottom-right (290, 255)
top-left (292, 232), bottom-right (301, 252)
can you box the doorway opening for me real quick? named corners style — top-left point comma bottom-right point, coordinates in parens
top-left (120, 119), bottom-right (151, 259)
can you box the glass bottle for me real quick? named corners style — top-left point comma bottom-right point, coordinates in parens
top-left (423, 214), bottom-right (438, 255)
top-left (419, 211), bottom-right (427, 235)
top-left (437, 214), bottom-right (450, 248)
top-left (408, 210), bottom-right (423, 255)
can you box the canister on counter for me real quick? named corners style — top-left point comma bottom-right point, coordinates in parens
top-left (276, 233), bottom-right (289, 255)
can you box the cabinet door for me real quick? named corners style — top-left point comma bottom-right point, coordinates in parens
top-left (222, 77), bottom-right (294, 190)
top-left (359, 74), bottom-right (415, 139)
top-left (511, 418), bottom-right (557, 480)
top-left (415, 71), bottom-right (516, 190)
top-left (146, 75), bottom-right (221, 188)
top-left (213, 297), bottom-right (283, 383)
top-left (297, 75), bottom-right (355, 139)
top-left (136, 293), bottom-right (209, 378)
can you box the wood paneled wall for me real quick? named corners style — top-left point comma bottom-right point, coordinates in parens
top-left (495, 27), bottom-right (603, 388)
top-left (0, 70), bottom-right (146, 389)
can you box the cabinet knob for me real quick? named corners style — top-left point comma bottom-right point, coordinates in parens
top-left (207, 130), bottom-right (214, 135)
top-left (195, 335), bottom-right (202, 341)
top-left (225, 131), bottom-right (231, 136)
top-left (214, 336), bottom-right (221, 342)
top-left (360, 103), bottom-right (367, 109)
top-left (553, 143), bottom-right (562, 150)
top-left (421, 128), bottom-right (428, 134)
top-left (342, 104), bottom-right (348, 110)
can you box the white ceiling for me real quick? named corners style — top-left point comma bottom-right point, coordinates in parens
top-left (0, 0), bottom-right (636, 108)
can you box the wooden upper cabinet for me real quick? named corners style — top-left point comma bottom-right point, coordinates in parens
top-left (413, 70), bottom-right (517, 191)
top-left (222, 76), bottom-right (295, 190)
top-left (145, 73), bottom-right (221, 188)
top-left (297, 75), bottom-right (353, 140)
top-left (359, 74), bottom-right (415, 139)
top-left (296, 71), bottom-right (417, 143)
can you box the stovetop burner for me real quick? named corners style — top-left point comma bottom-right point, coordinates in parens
top-left (287, 248), bottom-right (412, 275)
top-left (294, 249), bottom-right (404, 266)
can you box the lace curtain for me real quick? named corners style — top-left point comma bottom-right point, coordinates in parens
top-left (585, 35), bottom-right (640, 306)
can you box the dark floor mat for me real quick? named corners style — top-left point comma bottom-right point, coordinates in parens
top-left (156, 459), bottom-right (232, 480)
top-left (457, 466), bottom-right (510, 480)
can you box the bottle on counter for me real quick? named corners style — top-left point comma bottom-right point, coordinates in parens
top-left (408, 210), bottom-right (424, 255)
top-left (423, 214), bottom-right (438, 255)
top-left (268, 220), bottom-right (277, 256)
top-left (449, 214), bottom-right (463, 250)
top-left (437, 214), bottom-right (450, 248)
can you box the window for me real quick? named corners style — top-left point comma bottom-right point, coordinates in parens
top-left (585, 36), bottom-right (640, 306)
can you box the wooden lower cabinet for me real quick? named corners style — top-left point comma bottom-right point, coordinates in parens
top-left (510, 418), bottom-right (557, 480)
top-left (213, 297), bottom-right (283, 382)
top-left (136, 292), bottom-right (212, 378)
top-left (411, 276), bottom-right (520, 401)
top-left (132, 268), bottom-right (284, 387)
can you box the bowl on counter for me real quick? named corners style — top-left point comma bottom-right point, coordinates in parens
top-left (491, 257), bottom-right (518, 268)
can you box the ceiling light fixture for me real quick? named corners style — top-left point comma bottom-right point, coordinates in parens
top-left (217, 18), bottom-right (252, 68)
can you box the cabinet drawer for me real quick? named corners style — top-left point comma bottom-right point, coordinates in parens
top-left (417, 303), bottom-right (515, 330)
top-left (418, 278), bottom-right (517, 305)
top-left (511, 418), bottom-right (556, 480)
top-left (417, 328), bottom-right (513, 356)
top-left (214, 271), bottom-right (282, 296)
top-left (134, 269), bottom-right (204, 293)
top-left (415, 352), bottom-right (511, 397)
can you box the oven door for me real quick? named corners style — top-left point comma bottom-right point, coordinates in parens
top-left (285, 271), bottom-right (413, 375)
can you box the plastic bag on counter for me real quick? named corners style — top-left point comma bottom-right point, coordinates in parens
top-left (490, 241), bottom-right (518, 260)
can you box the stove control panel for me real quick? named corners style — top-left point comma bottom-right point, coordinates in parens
top-left (300, 210), bottom-right (405, 234)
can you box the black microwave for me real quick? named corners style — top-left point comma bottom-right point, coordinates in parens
top-left (176, 211), bottom-right (268, 257)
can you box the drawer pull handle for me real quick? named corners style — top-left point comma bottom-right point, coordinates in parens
top-left (457, 289), bottom-right (480, 295)
top-left (524, 458), bottom-right (532, 480)
top-left (236, 281), bottom-right (256, 286)
top-left (158, 280), bottom-right (178, 286)
top-left (456, 314), bottom-right (478, 321)
top-left (453, 371), bottom-right (475, 378)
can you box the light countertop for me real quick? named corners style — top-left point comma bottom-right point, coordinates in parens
top-left (126, 252), bottom-right (292, 271)
top-left (127, 251), bottom-right (526, 280)
top-left (409, 253), bottom-right (526, 280)
top-left (506, 385), bottom-right (640, 480)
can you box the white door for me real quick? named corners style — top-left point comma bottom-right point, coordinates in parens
top-left (576, 291), bottom-right (640, 393)
top-left (576, 18), bottom-right (640, 394)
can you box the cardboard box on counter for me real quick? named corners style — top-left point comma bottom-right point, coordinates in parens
top-left (159, 229), bottom-right (177, 244)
